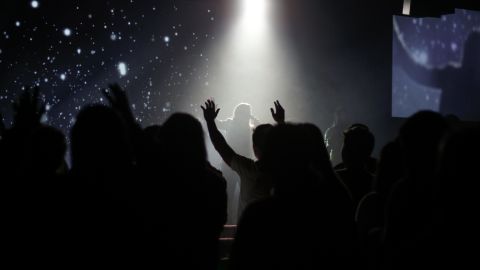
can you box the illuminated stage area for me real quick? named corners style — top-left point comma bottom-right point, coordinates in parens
top-left (0, 0), bottom-right (306, 133)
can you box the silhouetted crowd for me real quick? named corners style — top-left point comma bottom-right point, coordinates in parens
top-left (1, 85), bottom-right (479, 269)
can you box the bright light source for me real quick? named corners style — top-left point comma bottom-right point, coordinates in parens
top-left (402, 0), bottom-right (411, 15)
top-left (31, 1), bottom-right (39, 9)
top-left (183, 0), bottom-right (305, 128)
top-left (242, 0), bottom-right (267, 20)
top-left (118, 62), bottom-right (127, 77)
top-left (63, 28), bottom-right (72, 37)
top-left (240, 0), bottom-right (268, 31)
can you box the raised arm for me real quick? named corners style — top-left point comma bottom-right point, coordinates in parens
top-left (201, 99), bottom-right (236, 166)
top-left (102, 84), bottom-right (139, 132)
top-left (12, 86), bottom-right (46, 132)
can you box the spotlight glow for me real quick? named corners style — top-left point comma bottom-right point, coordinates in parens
top-left (184, 0), bottom-right (305, 131)
top-left (240, 0), bottom-right (268, 31)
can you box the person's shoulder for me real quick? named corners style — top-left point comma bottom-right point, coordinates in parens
top-left (232, 154), bottom-right (255, 165)
top-left (207, 162), bottom-right (223, 177)
top-left (231, 154), bottom-right (256, 171)
top-left (205, 164), bottom-right (227, 188)
top-left (240, 197), bottom-right (275, 222)
top-left (326, 124), bottom-right (344, 135)
top-left (221, 118), bottom-right (234, 125)
top-left (324, 125), bottom-right (334, 136)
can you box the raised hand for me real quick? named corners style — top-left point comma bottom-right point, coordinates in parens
top-left (201, 99), bottom-right (220, 123)
top-left (270, 100), bottom-right (285, 124)
top-left (13, 86), bottom-right (46, 130)
top-left (102, 83), bottom-right (135, 124)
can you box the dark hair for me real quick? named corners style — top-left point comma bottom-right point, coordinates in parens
top-left (399, 111), bottom-right (449, 172)
top-left (252, 124), bottom-right (273, 154)
top-left (161, 113), bottom-right (207, 169)
top-left (263, 123), bottom-right (337, 193)
top-left (30, 125), bottom-right (66, 173)
top-left (343, 123), bottom-right (375, 160)
top-left (71, 105), bottom-right (131, 171)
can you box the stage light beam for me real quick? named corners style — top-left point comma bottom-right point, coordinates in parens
top-left (239, 0), bottom-right (269, 31)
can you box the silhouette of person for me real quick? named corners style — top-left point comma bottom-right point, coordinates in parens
top-left (156, 113), bottom-right (227, 270)
top-left (2, 87), bottom-right (73, 267)
top-left (230, 123), bottom-right (355, 270)
top-left (215, 103), bottom-right (259, 223)
top-left (325, 107), bottom-right (350, 167)
top-left (384, 111), bottom-right (450, 270)
top-left (356, 141), bottom-right (403, 236)
top-left (336, 124), bottom-right (376, 208)
top-left (28, 125), bottom-right (67, 178)
top-left (0, 86), bottom-right (46, 179)
top-left (202, 99), bottom-right (279, 221)
top-left (431, 126), bottom-right (480, 269)
top-left (394, 24), bottom-right (480, 120)
top-left (355, 141), bottom-right (403, 270)
top-left (68, 104), bottom-right (142, 266)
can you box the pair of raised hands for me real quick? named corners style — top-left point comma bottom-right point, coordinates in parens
top-left (11, 86), bottom-right (46, 131)
top-left (3, 84), bottom-right (133, 133)
top-left (201, 99), bottom-right (285, 124)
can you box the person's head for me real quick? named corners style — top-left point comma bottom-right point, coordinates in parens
top-left (161, 113), bottom-right (207, 169)
top-left (341, 124), bottom-right (375, 169)
top-left (143, 125), bottom-right (162, 144)
top-left (398, 111), bottom-right (449, 176)
top-left (252, 124), bottom-right (273, 160)
top-left (462, 31), bottom-right (480, 70)
top-left (232, 103), bottom-right (252, 124)
top-left (334, 106), bottom-right (347, 125)
top-left (30, 125), bottom-right (66, 175)
top-left (263, 123), bottom-right (334, 194)
top-left (71, 105), bottom-right (131, 172)
top-left (300, 123), bottom-right (333, 173)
